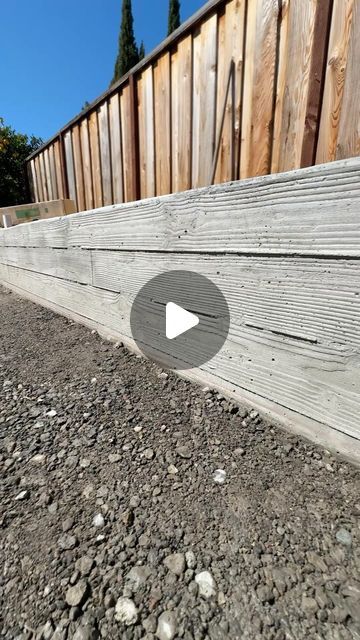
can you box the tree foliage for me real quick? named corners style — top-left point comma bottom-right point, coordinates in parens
top-left (139, 41), bottom-right (145, 61)
top-left (112, 0), bottom-right (140, 84)
top-left (168, 0), bottom-right (181, 35)
top-left (0, 118), bottom-right (43, 207)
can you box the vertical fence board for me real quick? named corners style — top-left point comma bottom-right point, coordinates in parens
top-left (49, 145), bottom-right (59, 200)
top-left (336, 0), bottom-right (360, 160)
top-left (192, 15), bottom-right (217, 187)
top-left (80, 120), bottom-right (94, 210)
top-left (192, 14), bottom-right (218, 188)
top-left (79, 121), bottom-right (93, 210)
top-left (64, 131), bottom-right (77, 207)
top-left (109, 93), bottom-right (124, 204)
top-left (271, 0), bottom-right (320, 173)
top-left (300, 0), bottom-right (333, 167)
top-left (89, 111), bottom-right (103, 208)
top-left (138, 67), bottom-right (155, 198)
top-left (98, 103), bottom-right (113, 206)
top-left (54, 141), bottom-right (65, 200)
top-left (44, 149), bottom-right (54, 200)
top-left (215, 0), bottom-right (246, 183)
top-left (171, 35), bottom-right (192, 193)
top-left (316, 0), bottom-right (355, 163)
top-left (154, 53), bottom-right (171, 196)
top-left (121, 84), bottom-right (136, 202)
top-left (34, 155), bottom-right (44, 202)
top-left (72, 125), bottom-right (85, 212)
top-left (39, 153), bottom-right (49, 201)
top-left (30, 159), bottom-right (39, 202)
top-left (240, 0), bottom-right (279, 179)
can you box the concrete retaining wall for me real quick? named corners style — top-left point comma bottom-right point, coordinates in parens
top-left (1, 158), bottom-right (360, 463)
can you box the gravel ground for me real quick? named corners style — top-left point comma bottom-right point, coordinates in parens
top-left (1, 286), bottom-right (360, 640)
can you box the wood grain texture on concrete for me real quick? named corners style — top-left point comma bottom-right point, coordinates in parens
top-left (1, 158), bottom-right (359, 462)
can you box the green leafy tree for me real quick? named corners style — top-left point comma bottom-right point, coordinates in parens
top-left (112, 0), bottom-right (140, 84)
top-left (139, 41), bottom-right (145, 61)
top-left (168, 0), bottom-right (181, 35)
top-left (0, 118), bottom-right (42, 207)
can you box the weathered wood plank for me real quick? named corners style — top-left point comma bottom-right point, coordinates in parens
top-left (39, 152), bottom-right (48, 201)
top-left (192, 13), bottom-right (218, 188)
top-left (154, 53), bottom-right (171, 196)
top-left (138, 67), bottom-right (155, 198)
top-left (98, 102), bottom-right (113, 206)
top-left (108, 93), bottom-right (124, 204)
top-left (1, 159), bottom-right (360, 255)
top-left (336, 0), bottom-right (360, 160)
top-left (72, 125), bottom-right (85, 212)
top-left (316, 0), bottom-right (355, 164)
top-left (34, 156), bottom-right (44, 202)
top-left (171, 35), bottom-right (192, 193)
top-left (120, 84), bottom-right (136, 202)
top-left (240, 0), bottom-right (279, 179)
top-left (48, 145), bottom-right (59, 200)
top-left (215, 0), bottom-right (245, 183)
top-left (44, 148), bottom-right (54, 200)
top-left (300, 0), bottom-right (333, 167)
top-left (0, 261), bottom-right (358, 439)
top-left (80, 119), bottom-right (94, 210)
top-left (89, 111), bottom-right (103, 208)
top-left (30, 159), bottom-right (39, 203)
top-left (271, 0), bottom-right (318, 173)
top-left (54, 140), bottom-right (65, 200)
top-left (63, 131), bottom-right (77, 206)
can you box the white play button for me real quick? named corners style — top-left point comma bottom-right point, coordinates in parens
top-left (166, 302), bottom-right (199, 340)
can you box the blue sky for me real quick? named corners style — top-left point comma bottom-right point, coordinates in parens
top-left (1, 0), bottom-right (204, 142)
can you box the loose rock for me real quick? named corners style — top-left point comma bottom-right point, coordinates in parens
top-left (115, 597), bottom-right (138, 625)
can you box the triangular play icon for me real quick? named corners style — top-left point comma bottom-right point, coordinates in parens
top-left (166, 302), bottom-right (199, 340)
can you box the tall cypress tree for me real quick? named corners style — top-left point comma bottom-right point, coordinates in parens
top-left (139, 41), bottom-right (145, 61)
top-left (112, 0), bottom-right (140, 84)
top-left (168, 0), bottom-right (181, 36)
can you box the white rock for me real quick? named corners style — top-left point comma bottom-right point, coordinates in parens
top-left (156, 611), bottom-right (177, 640)
top-left (31, 454), bottom-right (46, 465)
top-left (46, 409), bottom-right (57, 418)
top-left (195, 571), bottom-right (216, 598)
top-left (108, 453), bottom-right (121, 463)
top-left (336, 528), bottom-right (352, 546)
top-left (92, 513), bottom-right (105, 528)
top-left (167, 465), bottom-right (178, 475)
top-left (15, 490), bottom-right (29, 501)
top-left (91, 377), bottom-right (97, 384)
top-left (115, 597), bottom-right (138, 625)
top-left (213, 469), bottom-right (226, 484)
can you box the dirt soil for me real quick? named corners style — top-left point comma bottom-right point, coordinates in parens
top-left (0, 286), bottom-right (360, 640)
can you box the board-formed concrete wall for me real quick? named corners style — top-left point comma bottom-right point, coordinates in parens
top-left (1, 159), bottom-right (360, 463)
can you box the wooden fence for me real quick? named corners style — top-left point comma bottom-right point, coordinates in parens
top-left (2, 158), bottom-right (360, 463)
top-left (27, 0), bottom-right (360, 211)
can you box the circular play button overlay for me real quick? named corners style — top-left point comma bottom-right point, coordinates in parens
top-left (130, 270), bottom-right (230, 370)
